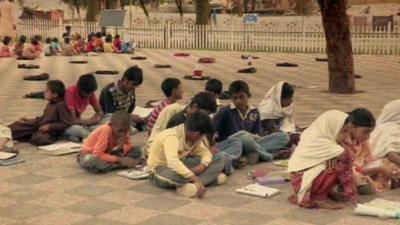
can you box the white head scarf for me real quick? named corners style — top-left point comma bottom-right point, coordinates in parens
top-left (258, 81), bottom-right (295, 133)
top-left (371, 99), bottom-right (400, 158)
top-left (376, 99), bottom-right (400, 125)
top-left (288, 110), bottom-right (348, 202)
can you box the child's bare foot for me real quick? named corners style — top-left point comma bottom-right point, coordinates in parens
top-left (273, 149), bottom-right (291, 160)
top-left (315, 199), bottom-right (345, 210)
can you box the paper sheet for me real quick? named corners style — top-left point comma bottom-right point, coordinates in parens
top-left (39, 142), bottom-right (82, 151)
top-left (0, 151), bottom-right (17, 160)
top-left (132, 106), bottom-right (154, 118)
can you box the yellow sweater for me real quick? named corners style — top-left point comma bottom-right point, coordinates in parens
top-left (147, 124), bottom-right (212, 178)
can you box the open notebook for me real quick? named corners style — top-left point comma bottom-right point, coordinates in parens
top-left (0, 152), bottom-right (25, 166)
top-left (132, 106), bottom-right (154, 118)
top-left (354, 198), bottom-right (400, 219)
top-left (236, 183), bottom-right (279, 198)
top-left (117, 166), bottom-right (149, 180)
top-left (39, 142), bottom-right (82, 156)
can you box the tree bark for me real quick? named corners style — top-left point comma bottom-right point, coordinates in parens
top-left (232, 0), bottom-right (244, 16)
top-left (175, 0), bottom-right (183, 18)
top-left (86, 0), bottom-right (98, 21)
top-left (139, 0), bottom-right (149, 19)
top-left (195, 0), bottom-right (209, 25)
top-left (317, 0), bottom-right (355, 93)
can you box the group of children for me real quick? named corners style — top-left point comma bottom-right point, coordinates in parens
top-left (0, 26), bottom-right (135, 59)
top-left (0, 64), bottom-right (399, 208)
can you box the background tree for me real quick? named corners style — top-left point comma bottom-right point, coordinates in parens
top-left (231, 0), bottom-right (244, 16)
top-left (175, 0), bottom-right (183, 18)
top-left (317, 0), bottom-right (354, 93)
top-left (195, 0), bottom-right (209, 24)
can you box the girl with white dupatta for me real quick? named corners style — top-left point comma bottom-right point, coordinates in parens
top-left (369, 100), bottom-right (400, 191)
top-left (258, 82), bottom-right (296, 135)
top-left (288, 109), bottom-right (375, 209)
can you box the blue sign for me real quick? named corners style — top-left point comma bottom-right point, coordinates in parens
top-left (244, 14), bottom-right (258, 24)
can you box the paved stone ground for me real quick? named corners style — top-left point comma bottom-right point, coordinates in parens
top-left (0, 49), bottom-right (399, 225)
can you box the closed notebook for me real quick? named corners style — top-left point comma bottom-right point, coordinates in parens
top-left (354, 199), bottom-right (400, 219)
top-left (236, 183), bottom-right (279, 198)
top-left (256, 176), bottom-right (286, 186)
top-left (0, 152), bottom-right (17, 160)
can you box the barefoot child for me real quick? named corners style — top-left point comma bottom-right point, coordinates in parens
top-left (147, 78), bottom-right (183, 134)
top-left (0, 36), bottom-right (13, 57)
top-left (147, 111), bottom-right (227, 198)
top-left (14, 35), bottom-right (26, 57)
top-left (22, 38), bottom-right (41, 59)
top-left (8, 80), bottom-right (74, 146)
top-left (77, 111), bottom-right (141, 173)
top-left (259, 82), bottom-right (295, 135)
top-left (370, 100), bottom-right (400, 191)
top-left (288, 109), bottom-right (375, 209)
top-left (214, 80), bottom-right (290, 173)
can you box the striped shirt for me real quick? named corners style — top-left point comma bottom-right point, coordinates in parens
top-left (147, 99), bottom-right (171, 133)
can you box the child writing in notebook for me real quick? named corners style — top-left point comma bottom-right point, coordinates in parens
top-left (147, 111), bottom-right (227, 198)
top-left (77, 111), bottom-right (141, 173)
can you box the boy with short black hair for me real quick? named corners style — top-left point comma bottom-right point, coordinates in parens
top-left (64, 74), bottom-right (104, 141)
top-left (147, 78), bottom-right (183, 134)
top-left (77, 111), bottom-right (141, 173)
top-left (205, 78), bottom-right (224, 110)
top-left (62, 37), bottom-right (74, 56)
top-left (8, 80), bottom-right (74, 146)
top-left (214, 80), bottom-right (290, 172)
top-left (99, 66), bottom-right (145, 125)
top-left (148, 111), bottom-right (226, 198)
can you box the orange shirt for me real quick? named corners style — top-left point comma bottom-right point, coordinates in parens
top-left (81, 124), bottom-right (132, 163)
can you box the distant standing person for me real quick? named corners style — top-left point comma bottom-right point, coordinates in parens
top-left (0, 0), bottom-right (17, 41)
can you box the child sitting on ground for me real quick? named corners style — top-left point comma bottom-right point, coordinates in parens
top-left (121, 38), bottom-right (134, 53)
top-left (77, 111), bottom-right (141, 173)
top-left (113, 34), bottom-right (122, 52)
top-left (22, 38), bottom-right (41, 59)
top-left (103, 34), bottom-right (114, 53)
top-left (43, 38), bottom-right (55, 56)
top-left (214, 80), bottom-right (290, 173)
top-left (0, 36), bottom-right (13, 57)
top-left (86, 33), bottom-right (95, 52)
top-left (8, 80), bottom-right (74, 146)
top-left (33, 35), bottom-right (44, 54)
top-left (62, 37), bottom-right (74, 56)
top-left (72, 34), bottom-right (85, 55)
top-left (51, 38), bottom-right (62, 53)
top-left (259, 82), bottom-right (296, 135)
top-left (147, 111), bottom-right (227, 198)
top-left (14, 35), bottom-right (26, 57)
top-left (0, 120), bottom-right (17, 153)
top-left (205, 78), bottom-right (224, 110)
top-left (93, 32), bottom-right (104, 52)
top-left (147, 78), bottom-right (183, 134)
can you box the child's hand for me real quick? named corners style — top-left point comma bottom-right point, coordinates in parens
top-left (118, 157), bottom-right (138, 168)
top-left (194, 180), bottom-right (207, 198)
top-left (190, 164), bottom-right (206, 175)
top-left (39, 124), bottom-right (50, 132)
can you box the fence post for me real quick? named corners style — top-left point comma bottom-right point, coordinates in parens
top-left (301, 22), bottom-right (305, 53)
top-left (230, 21), bottom-right (233, 51)
top-left (58, 19), bottom-right (63, 40)
top-left (387, 22), bottom-right (391, 54)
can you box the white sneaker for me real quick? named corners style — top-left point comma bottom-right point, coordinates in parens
top-left (217, 173), bottom-right (228, 185)
top-left (176, 183), bottom-right (198, 197)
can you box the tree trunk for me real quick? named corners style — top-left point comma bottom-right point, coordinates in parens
top-left (139, 0), bottom-right (149, 19)
top-left (232, 0), bottom-right (244, 16)
top-left (195, 0), bottom-right (209, 25)
top-left (86, 0), bottom-right (98, 21)
top-left (244, 0), bottom-right (249, 13)
top-left (317, 0), bottom-right (354, 93)
top-left (175, 0), bottom-right (183, 18)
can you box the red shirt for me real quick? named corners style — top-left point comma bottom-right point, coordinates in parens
top-left (147, 99), bottom-right (171, 133)
top-left (65, 85), bottom-right (99, 118)
top-left (113, 39), bottom-right (122, 51)
top-left (87, 41), bottom-right (94, 52)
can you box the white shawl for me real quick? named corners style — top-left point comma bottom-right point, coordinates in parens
top-left (288, 110), bottom-right (348, 202)
top-left (0, 119), bottom-right (13, 148)
top-left (258, 81), bottom-right (296, 133)
top-left (376, 99), bottom-right (400, 125)
top-left (371, 99), bottom-right (400, 158)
